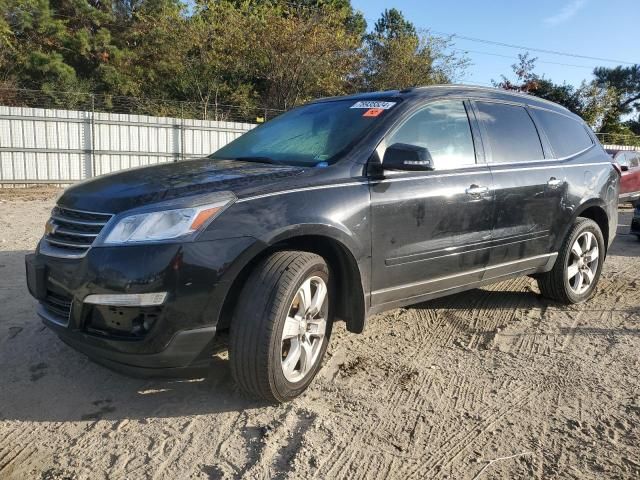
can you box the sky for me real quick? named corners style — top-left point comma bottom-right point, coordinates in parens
top-left (351, 0), bottom-right (640, 87)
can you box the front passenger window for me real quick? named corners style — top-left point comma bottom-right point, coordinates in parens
top-left (386, 101), bottom-right (476, 169)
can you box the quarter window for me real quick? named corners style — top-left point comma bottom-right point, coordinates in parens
top-left (386, 101), bottom-right (476, 169)
top-left (532, 108), bottom-right (593, 158)
top-left (475, 102), bottom-right (544, 163)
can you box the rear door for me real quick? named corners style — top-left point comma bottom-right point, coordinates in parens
top-left (473, 101), bottom-right (565, 274)
top-left (369, 99), bottom-right (494, 308)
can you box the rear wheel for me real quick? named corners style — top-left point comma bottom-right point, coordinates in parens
top-left (537, 217), bottom-right (604, 304)
top-left (229, 251), bottom-right (332, 402)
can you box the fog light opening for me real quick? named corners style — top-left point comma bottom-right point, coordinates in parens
top-left (84, 292), bottom-right (167, 307)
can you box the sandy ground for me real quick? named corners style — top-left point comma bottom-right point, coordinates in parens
top-left (1, 188), bottom-right (639, 480)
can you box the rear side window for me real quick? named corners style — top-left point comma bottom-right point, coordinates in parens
top-left (629, 153), bottom-right (640, 168)
top-left (532, 108), bottom-right (593, 158)
top-left (475, 102), bottom-right (544, 163)
top-left (386, 100), bottom-right (476, 169)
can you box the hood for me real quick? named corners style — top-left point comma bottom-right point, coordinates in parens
top-left (58, 158), bottom-right (304, 213)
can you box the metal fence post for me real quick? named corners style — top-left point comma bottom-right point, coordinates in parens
top-left (90, 94), bottom-right (96, 178)
top-left (179, 103), bottom-right (185, 160)
top-left (81, 94), bottom-right (96, 180)
top-left (181, 104), bottom-right (186, 162)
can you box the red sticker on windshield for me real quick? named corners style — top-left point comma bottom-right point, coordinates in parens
top-left (363, 108), bottom-right (384, 117)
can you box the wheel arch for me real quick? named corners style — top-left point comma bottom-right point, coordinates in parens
top-left (216, 228), bottom-right (367, 335)
top-left (572, 200), bottom-right (610, 250)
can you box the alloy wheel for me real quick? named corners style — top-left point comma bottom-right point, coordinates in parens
top-left (280, 276), bottom-right (328, 383)
top-left (566, 231), bottom-right (599, 295)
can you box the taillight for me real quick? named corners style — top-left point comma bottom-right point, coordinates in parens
top-left (612, 162), bottom-right (623, 176)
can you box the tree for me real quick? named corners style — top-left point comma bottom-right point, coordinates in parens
top-left (0, 1), bottom-right (469, 117)
top-left (0, 0), bottom-right (128, 96)
top-left (494, 53), bottom-right (618, 132)
top-left (362, 9), bottom-right (467, 91)
top-left (593, 65), bottom-right (640, 139)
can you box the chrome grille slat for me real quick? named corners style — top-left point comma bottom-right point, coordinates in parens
top-left (46, 238), bottom-right (94, 249)
top-left (53, 228), bottom-right (99, 238)
top-left (50, 214), bottom-right (107, 227)
top-left (43, 206), bottom-right (113, 258)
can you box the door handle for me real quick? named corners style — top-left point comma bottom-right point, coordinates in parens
top-left (547, 177), bottom-right (563, 187)
top-left (465, 185), bottom-right (489, 196)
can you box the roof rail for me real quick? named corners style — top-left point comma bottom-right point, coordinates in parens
top-left (408, 84), bottom-right (571, 111)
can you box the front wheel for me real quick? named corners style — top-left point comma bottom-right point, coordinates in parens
top-left (229, 251), bottom-right (332, 402)
top-left (537, 217), bottom-right (605, 304)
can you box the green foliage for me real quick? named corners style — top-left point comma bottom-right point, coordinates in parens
top-left (0, 0), bottom-right (468, 117)
top-left (363, 8), bottom-right (467, 91)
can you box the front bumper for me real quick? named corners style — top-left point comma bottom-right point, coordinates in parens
top-left (26, 237), bottom-right (256, 375)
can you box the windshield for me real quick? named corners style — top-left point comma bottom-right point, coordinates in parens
top-left (212, 99), bottom-right (396, 166)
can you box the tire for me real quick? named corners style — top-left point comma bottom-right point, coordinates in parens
top-left (537, 217), bottom-right (605, 304)
top-left (229, 251), bottom-right (333, 402)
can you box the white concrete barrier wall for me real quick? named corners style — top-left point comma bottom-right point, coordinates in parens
top-left (0, 105), bottom-right (255, 184)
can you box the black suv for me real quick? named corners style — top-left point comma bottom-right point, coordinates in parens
top-left (26, 86), bottom-right (619, 402)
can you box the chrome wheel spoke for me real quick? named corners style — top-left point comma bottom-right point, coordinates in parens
top-left (299, 279), bottom-right (313, 313)
top-left (282, 339), bottom-right (302, 374)
top-left (282, 316), bottom-right (301, 340)
top-left (567, 262), bottom-right (580, 280)
top-left (308, 281), bottom-right (327, 316)
top-left (299, 338), bottom-right (314, 375)
top-left (571, 241), bottom-right (583, 257)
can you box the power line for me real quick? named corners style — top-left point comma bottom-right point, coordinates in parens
top-left (357, 9), bottom-right (637, 67)
top-left (431, 31), bottom-right (637, 66)
top-left (452, 48), bottom-right (596, 70)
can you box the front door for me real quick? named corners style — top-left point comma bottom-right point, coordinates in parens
top-left (370, 100), bottom-right (494, 309)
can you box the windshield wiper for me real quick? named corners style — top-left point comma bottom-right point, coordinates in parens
top-left (230, 156), bottom-right (280, 165)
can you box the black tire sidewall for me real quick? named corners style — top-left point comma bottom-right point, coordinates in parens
top-left (268, 262), bottom-right (333, 401)
top-left (562, 220), bottom-right (605, 303)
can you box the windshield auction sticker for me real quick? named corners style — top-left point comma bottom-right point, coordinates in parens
top-left (362, 108), bottom-right (385, 117)
top-left (350, 101), bottom-right (396, 110)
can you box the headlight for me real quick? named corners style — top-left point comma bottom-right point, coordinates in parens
top-left (103, 193), bottom-right (235, 244)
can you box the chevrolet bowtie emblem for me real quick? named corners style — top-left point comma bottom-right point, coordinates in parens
top-left (45, 220), bottom-right (58, 236)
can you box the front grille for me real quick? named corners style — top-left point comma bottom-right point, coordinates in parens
top-left (41, 290), bottom-right (73, 325)
top-left (43, 206), bottom-right (113, 257)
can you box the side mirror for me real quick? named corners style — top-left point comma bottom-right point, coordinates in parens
top-left (383, 143), bottom-right (434, 171)
top-left (621, 164), bottom-right (629, 172)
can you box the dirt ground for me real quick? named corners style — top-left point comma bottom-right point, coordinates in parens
top-left (1, 188), bottom-right (639, 480)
